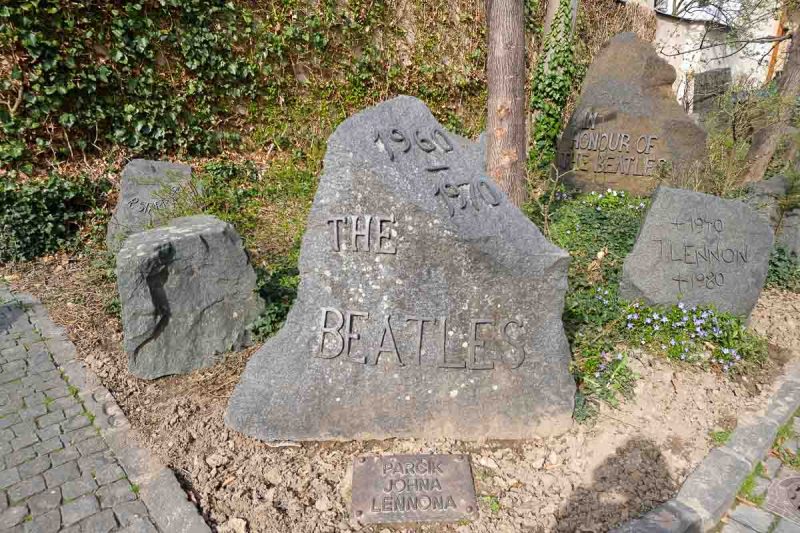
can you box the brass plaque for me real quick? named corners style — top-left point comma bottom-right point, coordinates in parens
top-left (351, 454), bottom-right (478, 524)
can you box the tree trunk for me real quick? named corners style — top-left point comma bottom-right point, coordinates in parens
top-left (744, 26), bottom-right (800, 183)
top-left (487, 0), bottom-right (528, 207)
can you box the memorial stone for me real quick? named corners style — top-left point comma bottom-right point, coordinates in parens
top-left (556, 33), bottom-right (707, 195)
top-left (621, 186), bottom-right (773, 317)
top-left (117, 215), bottom-right (263, 379)
top-left (106, 159), bottom-right (196, 253)
top-left (693, 67), bottom-right (732, 116)
top-left (225, 96), bottom-right (575, 441)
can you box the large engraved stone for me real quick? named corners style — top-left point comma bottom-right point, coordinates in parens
top-left (117, 215), bottom-right (263, 379)
top-left (556, 33), bottom-right (707, 195)
top-left (106, 159), bottom-right (195, 253)
top-left (225, 96), bottom-right (575, 441)
top-left (621, 187), bottom-right (773, 317)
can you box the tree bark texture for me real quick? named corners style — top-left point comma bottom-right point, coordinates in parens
top-left (487, 0), bottom-right (528, 207)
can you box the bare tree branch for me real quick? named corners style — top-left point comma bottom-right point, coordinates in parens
top-left (660, 33), bottom-right (791, 57)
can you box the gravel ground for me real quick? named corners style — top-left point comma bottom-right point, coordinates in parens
top-left (3, 256), bottom-right (799, 533)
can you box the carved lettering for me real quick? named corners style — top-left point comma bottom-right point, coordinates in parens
top-left (327, 217), bottom-right (345, 252)
top-left (344, 310), bottom-right (369, 363)
top-left (377, 215), bottom-right (397, 254)
top-left (315, 308), bottom-right (527, 370)
top-left (373, 315), bottom-right (403, 366)
top-left (318, 307), bottom-right (344, 359)
top-left (350, 215), bottom-right (371, 252)
top-left (406, 317), bottom-right (434, 364)
top-left (467, 319), bottom-right (494, 370)
top-left (327, 214), bottom-right (397, 253)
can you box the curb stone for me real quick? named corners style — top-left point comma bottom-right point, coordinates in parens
top-left (0, 283), bottom-right (211, 533)
top-left (611, 359), bottom-right (800, 533)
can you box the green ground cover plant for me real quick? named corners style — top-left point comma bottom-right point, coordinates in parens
top-left (767, 246), bottom-right (800, 292)
top-left (0, 175), bottom-right (108, 262)
top-left (772, 415), bottom-right (800, 469)
top-left (739, 461), bottom-right (767, 505)
top-left (710, 429), bottom-right (732, 446)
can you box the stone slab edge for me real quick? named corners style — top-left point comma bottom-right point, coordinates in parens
top-left (611, 361), bottom-right (800, 533)
top-left (0, 283), bottom-right (211, 533)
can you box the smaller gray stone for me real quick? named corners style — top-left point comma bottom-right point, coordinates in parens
top-left (34, 410), bottom-right (64, 430)
top-left (752, 475), bottom-right (771, 497)
top-left (721, 520), bottom-right (760, 532)
top-left (61, 415), bottom-right (91, 432)
top-left (676, 448), bottom-right (752, 529)
top-left (0, 504), bottom-right (29, 528)
top-left (0, 467), bottom-right (21, 490)
top-left (728, 504), bottom-right (776, 532)
top-left (8, 475), bottom-right (45, 502)
top-left (44, 461), bottom-right (79, 488)
top-left (774, 518), bottom-right (800, 532)
top-left (61, 474), bottom-right (97, 501)
top-left (726, 418), bottom-right (779, 466)
top-left (0, 428), bottom-right (14, 442)
top-left (0, 414), bottom-right (22, 430)
top-left (81, 509), bottom-right (117, 533)
top-left (77, 453), bottom-right (114, 475)
top-left (764, 456), bottom-right (783, 478)
top-left (24, 508), bottom-right (61, 533)
top-left (11, 432), bottom-right (39, 451)
top-left (112, 500), bottom-right (148, 526)
top-left (777, 208), bottom-right (800, 259)
top-left (61, 426), bottom-right (97, 447)
top-left (18, 405), bottom-right (47, 421)
top-left (94, 464), bottom-right (125, 486)
top-left (117, 215), bottom-right (263, 380)
top-left (765, 382), bottom-right (800, 428)
top-left (4, 447), bottom-right (35, 468)
top-left (49, 447), bottom-right (80, 468)
top-left (27, 488), bottom-right (60, 515)
top-left (18, 456), bottom-right (50, 479)
top-left (610, 499), bottom-right (701, 532)
top-left (745, 175), bottom-right (789, 229)
top-left (76, 437), bottom-right (107, 456)
top-left (621, 186), bottom-right (774, 317)
top-left (96, 479), bottom-right (135, 508)
top-left (117, 518), bottom-right (158, 533)
top-left (50, 396), bottom-right (78, 411)
top-left (10, 422), bottom-right (36, 439)
top-left (106, 159), bottom-right (195, 253)
top-left (60, 494), bottom-right (99, 526)
top-left (32, 437), bottom-right (62, 456)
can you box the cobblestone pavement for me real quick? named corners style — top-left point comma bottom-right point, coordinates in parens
top-left (720, 416), bottom-right (800, 533)
top-left (0, 295), bottom-right (158, 532)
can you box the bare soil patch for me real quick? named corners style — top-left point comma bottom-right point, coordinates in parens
top-left (3, 255), bottom-right (799, 533)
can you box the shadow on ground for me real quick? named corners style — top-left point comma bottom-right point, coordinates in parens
top-left (556, 437), bottom-right (679, 532)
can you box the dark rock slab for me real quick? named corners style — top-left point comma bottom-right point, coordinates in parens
top-left (106, 160), bottom-right (195, 253)
top-left (777, 207), bottom-right (800, 258)
top-left (116, 215), bottom-right (263, 379)
top-left (556, 33), bottom-right (707, 195)
top-left (745, 175), bottom-right (790, 230)
top-left (225, 96), bottom-right (575, 441)
top-left (621, 186), bottom-right (773, 317)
